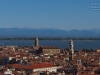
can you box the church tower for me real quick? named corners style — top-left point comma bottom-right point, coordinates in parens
top-left (35, 37), bottom-right (39, 46)
top-left (69, 39), bottom-right (74, 61)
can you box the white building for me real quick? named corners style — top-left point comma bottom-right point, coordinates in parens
top-left (4, 69), bottom-right (14, 75)
top-left (33, 66), bottom-right (62, 72)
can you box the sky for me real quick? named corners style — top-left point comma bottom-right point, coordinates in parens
top-left (0, 0), bottom-right (100, 30)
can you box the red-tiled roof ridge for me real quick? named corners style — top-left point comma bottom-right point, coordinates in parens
top-left (0, 73), bottom-right (5, 75)
top-left (9, 62), bottom-right (55, 69)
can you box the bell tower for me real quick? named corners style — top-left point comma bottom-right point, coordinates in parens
top-left (35, 37), bottom-right (39, 46)
top-left (69, 39), bottom-right (74, 61)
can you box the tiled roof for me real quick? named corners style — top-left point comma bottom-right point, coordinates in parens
top-left (0, 73), bottom-right (5, 75)
top-left (78, 74), bottom-right (100, 75)
top-left (33, 46), bottom-right (40, 50)
top-left (9, 62), bottom-right (54, 69)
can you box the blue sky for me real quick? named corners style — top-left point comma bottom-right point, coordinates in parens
top-left (0, 0), bottom-right (100, 30)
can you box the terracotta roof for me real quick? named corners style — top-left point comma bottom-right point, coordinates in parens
top-left (9, 62), bottom-right (54, 69)
top-left (33, 46), bottom-right (40, 50)
top-left (0, 73), bottom-right (5, 75)
top-left (12, 71), bottom-right (19, 75)
top-left (74, 56), bottom-right (84, 60)
top-left (78, 74), bottom-right (100, 75)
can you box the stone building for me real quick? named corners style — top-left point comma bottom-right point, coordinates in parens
top-left (38, 46), bottom-right (60, 54)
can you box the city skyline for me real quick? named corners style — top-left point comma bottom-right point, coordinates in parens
top-left (0, 0), bottom-right (100, 30)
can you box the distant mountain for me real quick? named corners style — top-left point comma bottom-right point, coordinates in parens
top-left (0, 28), bottom-right (100, 37)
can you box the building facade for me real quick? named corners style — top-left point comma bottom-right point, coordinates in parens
top-left (39, 46), bottom-right (60, 54)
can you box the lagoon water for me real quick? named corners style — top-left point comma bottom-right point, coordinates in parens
top-left (0, 40), bottom-right (100, 50)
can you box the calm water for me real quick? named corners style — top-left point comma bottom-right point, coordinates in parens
top-left (0, 40), bottom-right (100, 50)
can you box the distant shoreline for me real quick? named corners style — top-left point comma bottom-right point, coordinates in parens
top-left (0, 38), bottom-right (100, 40)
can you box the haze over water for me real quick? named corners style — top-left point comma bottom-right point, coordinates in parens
top-left (0, 40), bottom-right (100, 50)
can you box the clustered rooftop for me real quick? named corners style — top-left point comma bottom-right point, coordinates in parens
top-left (0, 37), bottom-right (100, 75)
